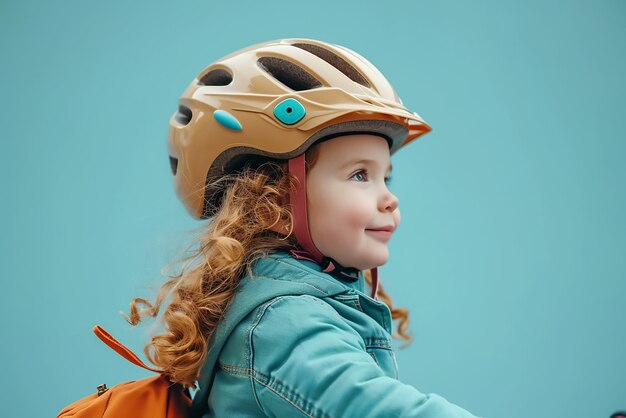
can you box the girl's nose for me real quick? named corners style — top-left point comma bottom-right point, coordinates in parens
top-left (380, 190), bottom-right (399, 213)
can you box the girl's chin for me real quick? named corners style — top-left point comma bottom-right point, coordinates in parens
top-left (321, 243), bottom-right (389, 271)
top-left (350, 253), bottom-right (390, 271)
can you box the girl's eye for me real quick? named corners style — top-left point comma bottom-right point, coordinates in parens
top-left (350, 170), bottom-right (368, 182)
top-left (385, 175), bottom-right (392, 186)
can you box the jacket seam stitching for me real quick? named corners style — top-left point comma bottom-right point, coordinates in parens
top-left (270, 258), bottom-right (347, 290)
top-left (366, 344), bottom-right (393, 350)
top-left (220, 363), bottom-right (328, 418)
top-left (246, 297), bottom-right (280, 413)
top-left (249, 274), bottom-right (330, 295)
top-left (333, 294), bottom-right (365, 313)
top-left (353, 296), bottom-right (364, 311)
top-left (364, 337), bottom-right (393, 350)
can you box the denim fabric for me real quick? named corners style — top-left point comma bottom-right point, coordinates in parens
top-left (191, 253), bottom-right (480, 418)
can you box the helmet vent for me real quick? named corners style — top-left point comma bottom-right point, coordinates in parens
top-left (292, 43), bottom-right (371, 88)
top-left (174, 105), bottom-right (192, 126)
top-left (198, 69), bottom-right (233, 86)
top-left (257, 56), bottom-right (322, 91)
top-left (169, 156), bottom-right (178, 175)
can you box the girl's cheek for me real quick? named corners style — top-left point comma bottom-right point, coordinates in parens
top-left (350, 204), bottom-right (375, 227)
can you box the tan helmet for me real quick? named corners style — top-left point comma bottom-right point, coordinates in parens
top-left (168, 38), bottom-right (432, 218)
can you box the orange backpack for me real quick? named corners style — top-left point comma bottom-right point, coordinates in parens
top-left (57, 326), bottom-right (191, 418)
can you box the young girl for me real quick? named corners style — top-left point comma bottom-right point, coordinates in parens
top-left (129, 38), bottom-right (480, 417)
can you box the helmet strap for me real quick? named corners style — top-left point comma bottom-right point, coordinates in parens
top-left (369, 267), bottom-right (379, 300)
top-left (287, 154), bottom-right (325, 264)
top-left (287, 154), bottom-right (379, 300)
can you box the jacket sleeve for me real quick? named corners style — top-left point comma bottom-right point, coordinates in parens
top-left (247, 295), bottom-right (481, 418)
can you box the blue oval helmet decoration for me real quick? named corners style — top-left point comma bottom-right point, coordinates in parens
top-left (273, 98), bottom-right (306, 125)
top-left (213, 109), bottom-right (242, 131)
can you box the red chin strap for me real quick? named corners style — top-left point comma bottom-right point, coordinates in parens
top-left (287, 154), bottom-right (325, 264)
top-left (287, 154), bottom-right (379, 300)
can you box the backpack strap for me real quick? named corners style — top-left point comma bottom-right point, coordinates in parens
top-left (93, 325), bottom-right (162, 374)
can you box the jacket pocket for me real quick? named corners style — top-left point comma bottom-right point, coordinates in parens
top-left (332, 293), bottom-right (364, 312)
top-left (364, 337), bottom-right (399, 379)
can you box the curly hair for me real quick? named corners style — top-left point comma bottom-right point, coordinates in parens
top-left (128, 153), bottom-right (412, 387)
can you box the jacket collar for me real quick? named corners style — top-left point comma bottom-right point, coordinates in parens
top-left (259, 252), bottom-right (366, 294)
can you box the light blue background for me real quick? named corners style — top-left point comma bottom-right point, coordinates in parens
top-left (2, 1), bottom-right (624, 417)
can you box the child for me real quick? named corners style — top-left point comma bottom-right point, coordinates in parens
top-left (129, 38), bottom-right (480, 417)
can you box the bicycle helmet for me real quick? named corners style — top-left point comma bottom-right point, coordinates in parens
top-left (167, 38), bottom-right (432, 296)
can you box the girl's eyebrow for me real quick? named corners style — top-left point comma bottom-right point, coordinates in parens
top-left (341, 158), bottom-right (393, 173)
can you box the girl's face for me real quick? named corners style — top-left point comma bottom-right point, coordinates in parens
top-left (306, 134), bottom-right (400, 271)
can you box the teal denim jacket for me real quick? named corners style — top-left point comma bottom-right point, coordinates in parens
top-left (191, 253), bottom-right (480, 417)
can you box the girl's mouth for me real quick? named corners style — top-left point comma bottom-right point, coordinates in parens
top-left (365, 226), bottom-right (394, 241)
